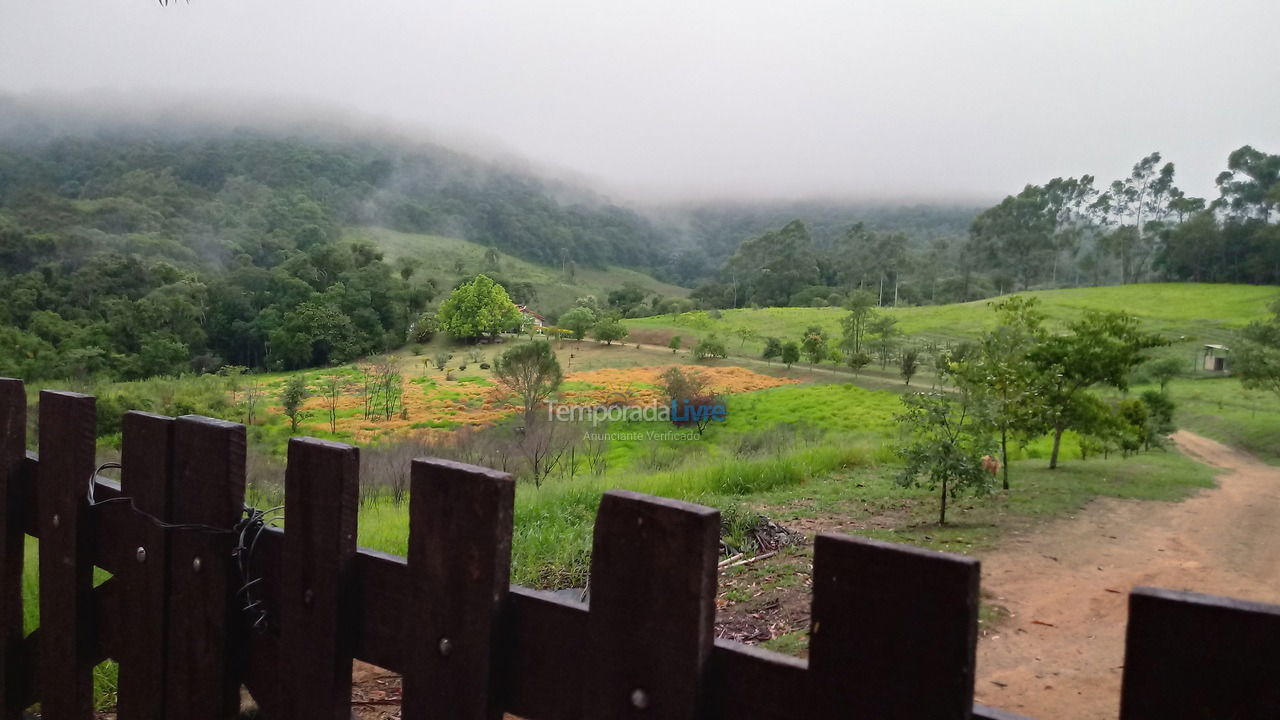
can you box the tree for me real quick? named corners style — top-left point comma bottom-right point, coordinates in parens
top-left (780, 341), bottom-right (800, 369)
top-left (955, 297), bottom-right (1049, 489)
top-left (493, 341), bottom-right (563, 426)
top-left (321, 373), bottom-right (345, 433)
top-left (1028, 311), bottom-right (1166, 468)
top-left (896, 391), bottom-right (997, 525)
top-left (899, 348), bottom-right (920, 385)
top-left (734, 326), bottom-right (759, 349)
top-left (408, 311), bottom-right (438, 343)
top-left (1235, 299), bottom-right (1280, 401)
top-left (668, 335), bottom-right (682, 354)
top-left (1147, 355), bottom-right (1185, 393)
top-left (658, 367), bottom-right (723, 435)
top-left (693, 334), bottom-right (728, 360)
top-left (840, 291), bottom-right (877, 355)
top-left (559, 307), bottom-right (596, 342)
top-left (846, 350), bottom-right (871, 375)
top-left (800, 326), bottom-right (827, 368)
top-left (761, 337), bottom-right (782, 364)
top-left (868, 315), bottom-right (900, 369)
top-left (437, 274), bottom-right (521, 340)
top-left (591, 317), bottom-right (629, 345)
top-left (280, 375), bottom-right (311, 434)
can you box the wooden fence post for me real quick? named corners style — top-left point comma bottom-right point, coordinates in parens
top-left (808, 534), bottom-right (980, 719)
top-left (165, 415), bottom-right (246, 720)
top-left (0, 380), bottom-right (25, 720)
top-left (280, 437), bottom-right (360, 720)
top-left (115, 412), bottom-right (175, 720)
top-left (583, 491), bottom-right (719, 720)
top-left (402, 458), bottom-right (514, 720)
top-left (1120, 587), bottom-right (1280, 719)
top-left (37, 391), bottom-right (97, 720)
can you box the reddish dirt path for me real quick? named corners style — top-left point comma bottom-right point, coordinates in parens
top-left (974, 431), bottom-right (1280, 718)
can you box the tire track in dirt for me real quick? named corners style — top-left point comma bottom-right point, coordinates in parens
top-left (974, 431), bottom-right (1280, 718)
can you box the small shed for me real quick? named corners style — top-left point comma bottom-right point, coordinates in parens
top-left (1202, 344), bottom-right (1229, 372)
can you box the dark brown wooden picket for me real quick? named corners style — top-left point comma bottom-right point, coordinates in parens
top-left (0, 377), bottom-right (1278, 719)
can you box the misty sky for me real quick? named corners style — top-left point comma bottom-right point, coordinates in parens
top-left (3, 0), bottom-right (1278, 204)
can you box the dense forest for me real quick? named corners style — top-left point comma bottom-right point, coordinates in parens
top-left (687, 147), bottom-right (1279, 309)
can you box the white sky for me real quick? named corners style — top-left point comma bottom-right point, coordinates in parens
top-left (2, 0), bottom-right (1277, 203)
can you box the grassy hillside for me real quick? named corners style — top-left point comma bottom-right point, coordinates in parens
top-left (626, 283), bottom-right (1279, 355)
top-left (353, 227), bottom-right (689, 315)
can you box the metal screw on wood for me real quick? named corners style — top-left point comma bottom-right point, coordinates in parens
top-left (630, 689), bottom-right (649, 710)
top-left (135, 547), bottom-right (147, 563)
top-left (438, 637), bottom-right (453, 656)
top-left (192, 556), bottom-right (202, 573)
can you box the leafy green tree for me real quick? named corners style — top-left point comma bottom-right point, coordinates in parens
top-left (1235, 299), bottom-right (1280, 401)
top-left (1147, 354), bottom-right (1185, 393)
top-left (493, 341), bottom-right (563, 426)
top-left (761, 337), bottom-right (782, 364)
top-left (800, 326), bottom-right (827, 367)
top-left (408, 311), bottom-right (438, 343)
top-left (591, 317), bottom-right (629, 345)
top-left (726, 220), bottom-right (820, 307)
top-left (840, 291), bottom-right (877, 355)
top-left (896, 391), bottom-right (998, 525)
top-left (1028, 311), bottom-right (1166, 468)
top-left (899, 348), bottom-right (920, 386)
top-left (559, 307), bottom-right (596, 342)
top-left (437, 274), bottom-right (521, 341)
top-left (845, 350), bottom-right (871, 375)
top-left (669, 335), bottom-right (682, 354)
top-left (868, 315), bottom-right (900, 369)
top-left (280, 375), bottom-right (311, 434)
top-left (734, 326), bottom-right (759, 349)
top-left (780, 341), bottom-right (800, 369)
top-left (955, 297), bottom-right (1050, 489)
top-left (694, 334), bottom-right (729, 360)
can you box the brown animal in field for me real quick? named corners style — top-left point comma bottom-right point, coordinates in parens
top-left (981, 454), bottom-right (1001, 476)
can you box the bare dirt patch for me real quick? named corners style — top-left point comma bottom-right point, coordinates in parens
top-left (973, 431), bottom-right (1280, 718)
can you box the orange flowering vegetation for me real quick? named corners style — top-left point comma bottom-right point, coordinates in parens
top-left (558, 365), bottom-right (798, 407)
top-left (275, 364), bottom-right (795, 444)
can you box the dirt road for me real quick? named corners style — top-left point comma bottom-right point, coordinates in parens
top-left (974, 431), bottom-right (1280, 718)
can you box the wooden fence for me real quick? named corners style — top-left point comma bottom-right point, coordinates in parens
top-left (1, 379), bottom-right (1278, 719)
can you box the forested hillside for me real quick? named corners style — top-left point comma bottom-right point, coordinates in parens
top-left (0, 127), bottom-right (673, 380)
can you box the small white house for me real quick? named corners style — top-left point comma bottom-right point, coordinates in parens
top-left (516, 305), bottom-right (546, 333)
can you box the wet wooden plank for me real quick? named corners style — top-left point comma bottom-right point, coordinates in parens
top-left (0, 379), bottom-right (26, 720)
top-left (279, 437), bottom-right (360, 720)
top-left (500, 587), bottom-right (588, 720)
top-left (1120, 587), bottom-right (1280, 719)
top-left (164, 415), bottom-right (246, 720)
top-left (401, 458), bottom-right (514, 720)
top-left (583, 491), bottom-right (719, 720)
top-left (808, 534), bottom-right (980, 720)
top-left (706, 640), bottom-right (808, 720)
top-left (36, 391), bottom-right (96, 720)
top-left (115, 412), bottom-right (174, 720)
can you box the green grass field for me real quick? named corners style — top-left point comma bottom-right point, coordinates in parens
top-left (625, 283), bottom-right (1279, 358)
top-left (352, 226), bottom-right (689, 315)
top-left (1154, 376), bottom-right (1280, 464)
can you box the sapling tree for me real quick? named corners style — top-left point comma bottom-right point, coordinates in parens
top-left (899, 348), bottom-right (920, 386)
top-left (955, 297), bottom-right (1050, 489)
top-left (780, 340), bottom-right (800, 368)
top-left (669, 335), bottom-right (682, 354)
top-left (493, 341), bottom-right (563, 427)
top-left (1235, 299), bottom-right (1280, 401)
top-left (801, 326), bottom-right (827, 368)
top-left (762, 337), bottom-right (782, 364)
top-left (280, 375), bottom-right (311, 434)
top-left (895, 391), bottom-right (998, 525)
